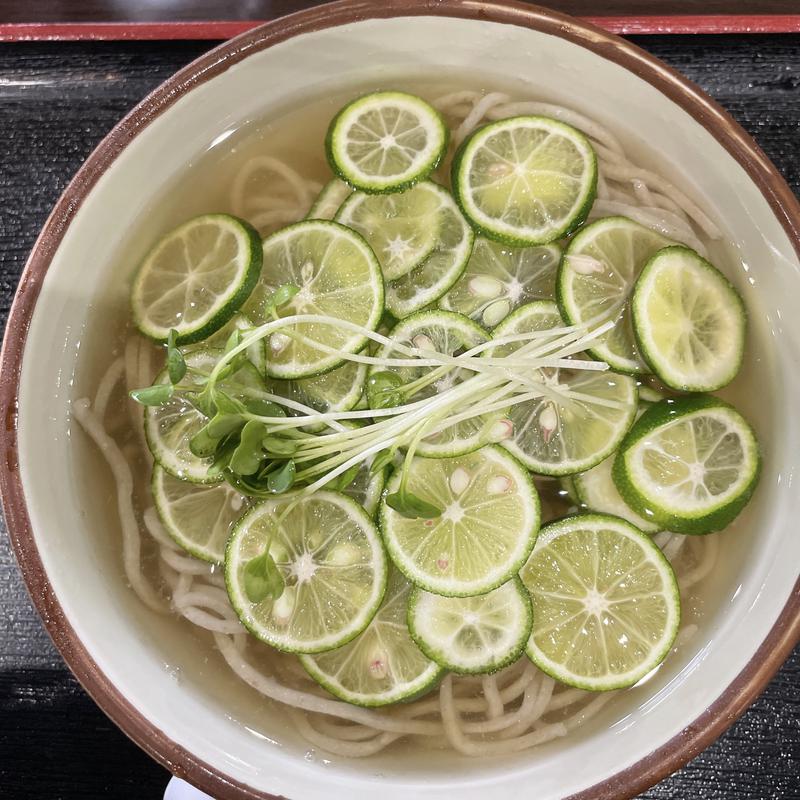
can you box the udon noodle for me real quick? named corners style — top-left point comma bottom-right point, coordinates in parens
top-left (73, 91), bottom-right (719, 757)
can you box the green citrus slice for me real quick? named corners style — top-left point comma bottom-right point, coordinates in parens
top-left (152, 465), bottom-right (246, 563)
top-left (306, 178), bottom-right (352, 220)
top-left (380, 446), bottom-right (540, 597)
top-left (558, 216), bottom-right (671, 373)
top-left (487, 300), bottom-right (637, 475)
top-left (612, 395), bottom-right (760, 534)
top-left (408, 576), bottom-right (532, 674)
top-left (521, 513), bottom-right (681, 691)
top-left (438, 237), bottom-right (561, 327)
top-left (453, 116), bottom-right (597, 246)
top-left (132, 213), bottom-right (261, 344)
top-left (326, 91), bottom-right (448, 193)
top-left (299, 568), bottom-right (443, 706)
top-left (631, 245), bottom-right (746, 391)
top-left (225, 490), bottom-right (388, 653)
top-left (257, 220), bottom-right (384, 379)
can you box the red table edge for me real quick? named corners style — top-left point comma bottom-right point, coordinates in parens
top-left (0, 15), bottom-right (799, 41)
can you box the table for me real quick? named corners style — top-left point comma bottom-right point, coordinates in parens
top-left (1, 33), bottom-right (798, 800)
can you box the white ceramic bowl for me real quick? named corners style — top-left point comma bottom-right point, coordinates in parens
top-left (2, 3), bottom-right (799, 799)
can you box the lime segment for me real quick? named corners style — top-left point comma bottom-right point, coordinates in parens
top-left (521, 513), bottom-right (681, 691)
top-left (225, 490), bottom-right (388, 653)
top-left (453, 116), bottom-right (597, 246)
top-left (612, 396), bottom-right (760, 534)
top-left (632, 246), bottom-right (746, 391)
top-left (152, 465), bottom-right (246, 563)
top-left (380, 446), bottom-right (540, 597)
top-left (300, 568), bottom-right (442, 706)
top-left (558, 216), bottom-right (671, 373)
top-left (326, 91), bottom-right (448, 193)
top-left (132, 213), bottom-right (261, 344)
top-left (257, 220), bottom-right (384, 379)
top-left (408, 576), bottom-right (532, 674)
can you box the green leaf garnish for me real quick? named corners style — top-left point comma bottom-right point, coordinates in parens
top-left (230, 420), bottom-right (267, 476)
top-left (262, 436), bottom-right (298, 456)
top-left (273, 284), bottom-right (301, 308)
top-left (243, 548), bottom-right (284, 603)
top-left (385, 489), bottom-right (442, 519)
top-left (267, 459), bottom-right (296, 494)
top-left (333, 462), bottom-right (362, 490)
top-left (166, 329), bottom-right (187, 385)
top-left (366, 371), bottom-right (404, 409)
top-left (129, 383), bottom-right (174, 406)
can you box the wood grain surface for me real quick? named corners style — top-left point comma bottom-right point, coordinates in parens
top-left (0, 35), bottom-right (799, 800)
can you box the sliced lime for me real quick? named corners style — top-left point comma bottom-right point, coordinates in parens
top-left (632, 246), bottom-right (746, 391)
top-left (144, 350), bottom-right (265, 484)
top-left (521, 513), bottom-right (681, 691)
top-left (370, 310), bottom-right (492, 457)
top-left (336, 181), bottom-right (442, 281)
top-left (225, 490), bottom-right (388, 653)
top-left (380, 446), bottom-right (540, 597)
top-left (326, 91), bottom-right (447, 193)
top-left (558, 216), bottom-right (671, 373)
top-left (487, 300), bottom-right (637, 475)
top-left (383, 182), bottom-right (474, 318)
top-left (299, 568), bottom-right (443, 706)
top-left (131, 214), bottom-right (261, 344)
top-left (152, 465), bottom-right (246, 563)
top-left (306, 178), bottom-right (352, 220)
top-left (613, 395), bottom-right (760, 534)
top-left (257, 220), bottom-right (384, 379)
top-left (638, 385), bottom-right (665, 405)
top-left (452, 116), bottom-right (597, 246)
top-left (408, 576), bottom-right (532, 674)
top-left (438, 237), bottom-right (561, 327)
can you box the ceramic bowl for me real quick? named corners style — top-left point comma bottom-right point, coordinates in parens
top-left (2, 2), bottom-right (799, 799)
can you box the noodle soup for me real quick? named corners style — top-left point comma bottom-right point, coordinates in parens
top-left (71, 80), bottom-right (767, 763)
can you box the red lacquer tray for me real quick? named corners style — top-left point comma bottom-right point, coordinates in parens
top-left (1, 0), bottom-right (799, 40)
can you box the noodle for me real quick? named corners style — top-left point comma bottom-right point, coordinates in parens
top-left (72, 87), bottom-right (730, 759)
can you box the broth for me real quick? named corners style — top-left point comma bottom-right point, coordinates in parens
top-left (70, 79), bottom-right (772, 763)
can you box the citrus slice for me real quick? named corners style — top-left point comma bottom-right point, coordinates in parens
top-left (452, 116), bottom-right (597, 246)
top-left (257, 220), bottom-right (384, 379)
top-left (225, 490), bottom-right (388, 653)
top-left (380, 446), bottom-right (540, 597)
top-left (438, 237), bottom-right (561, 327)
top-left (521, 513), bottom-right (681, 691)
top-left (612, 395), bottom-right (760, 534)
top-left (152, 465), bottom-right (247, 563)
top-left (557, 216), bottom-right (671, 373)
top-left (383, 182), bottom-right (474, 318)
top-left (131, 213), bottom-right (261, 344)
top-left (487, 300), bottom-right (637, 475)
top-left (306, 178), bottom-right (352, 220)
top-left (299, 568), bottom-right (443, 706)
top-left (408, 576), bottom-right (532, 674)
top-left (370, 310), bottom-right (492, 457)
top-left (573, 458), bottom-right (661, 534)
top-left (336, 181), bottom-right (442, 281)
top-left (144, 350), bottom-right (265, 484)
top-left (326, 91), bottom-right (447, 193)
top-left (632, 245), bottom-right (746, 391)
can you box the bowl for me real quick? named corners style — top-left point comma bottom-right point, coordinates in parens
top-left (2, 2), bottom-right (799, 798)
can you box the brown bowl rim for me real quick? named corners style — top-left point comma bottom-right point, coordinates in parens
top-left (1, 2), bottom-right (799, 798)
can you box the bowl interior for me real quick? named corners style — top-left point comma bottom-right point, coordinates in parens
top-left (14, 12), bottom-right (800, 800)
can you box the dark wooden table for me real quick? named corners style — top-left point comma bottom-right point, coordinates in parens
top-left (1, 34), bottom-right (799, 800)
